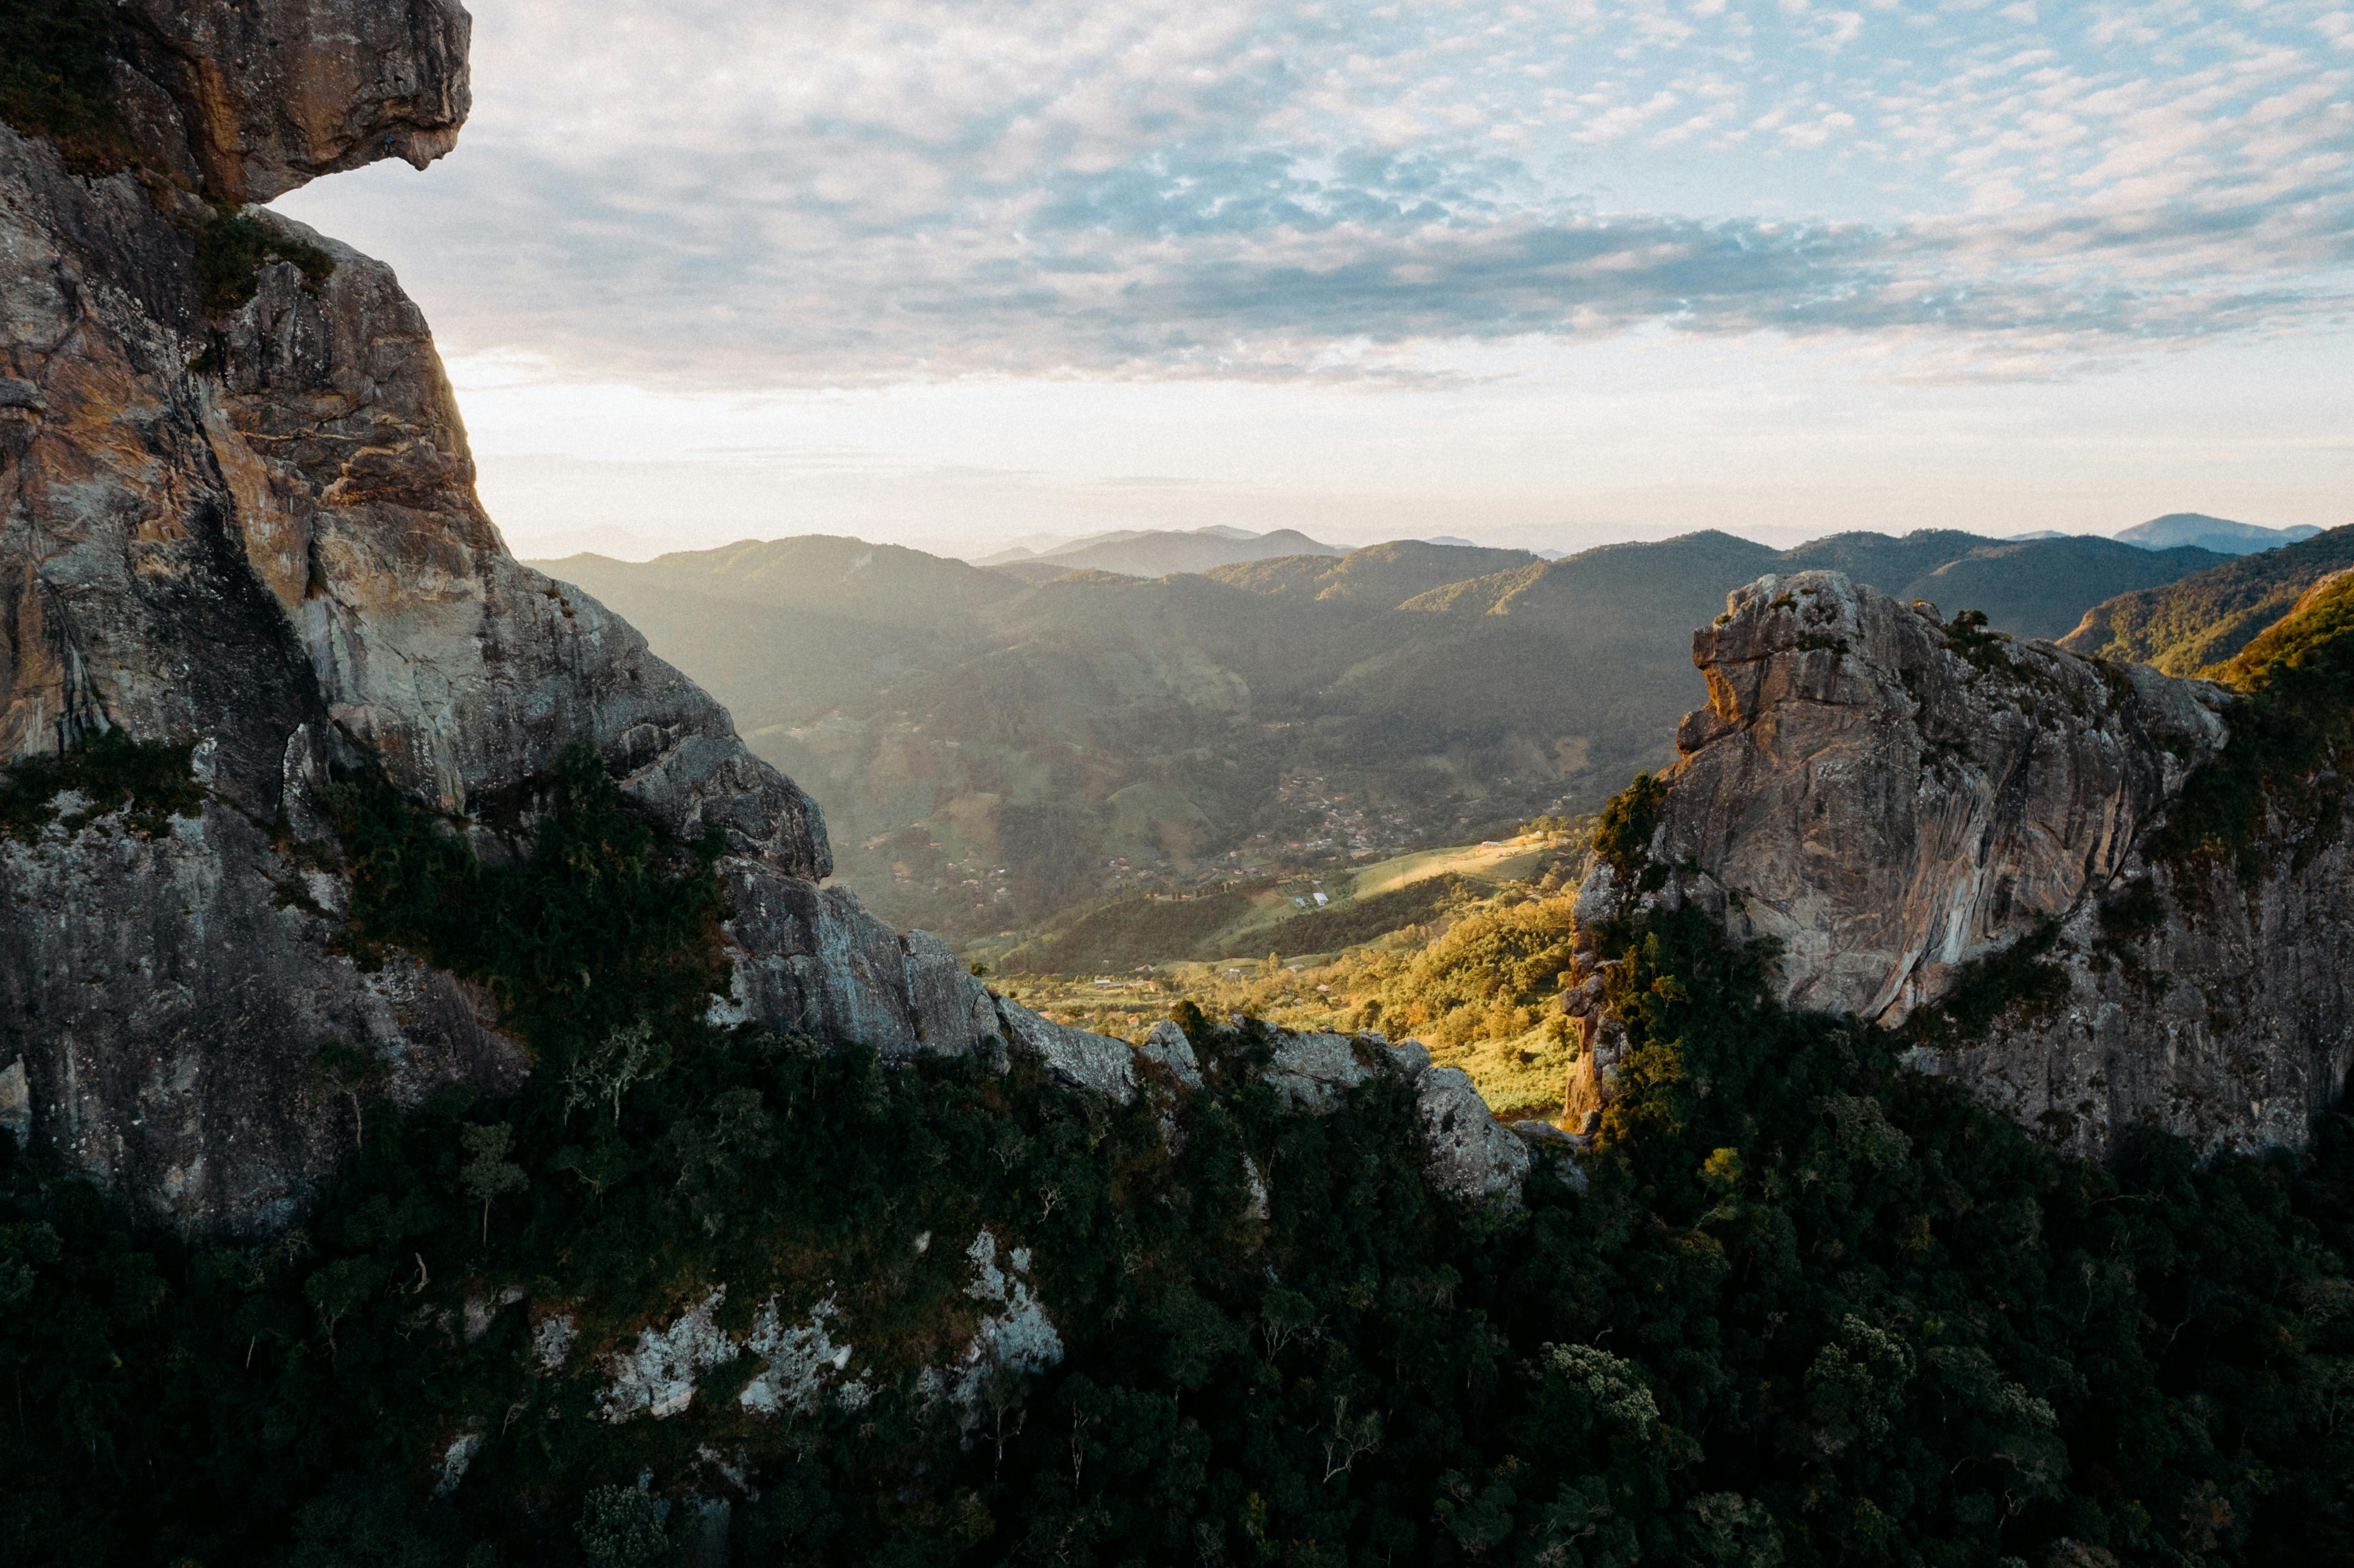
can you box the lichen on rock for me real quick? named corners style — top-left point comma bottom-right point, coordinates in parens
top-left (922, 1230), bottom-right (1065, 1429)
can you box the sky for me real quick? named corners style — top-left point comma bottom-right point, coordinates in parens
top-left (275, 0), bottom-right (2354, 561)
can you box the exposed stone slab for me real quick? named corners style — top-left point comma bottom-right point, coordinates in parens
top-left (1598, 571), bottom-right (2227, 1026)
top-left (992, 999), bottom-right (1138, 1101)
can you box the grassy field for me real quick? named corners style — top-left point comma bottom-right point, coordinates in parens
top-left (982, 828), bottom-right (1591, 1122)
top-left (990, 826), bottom-right (1582, 974)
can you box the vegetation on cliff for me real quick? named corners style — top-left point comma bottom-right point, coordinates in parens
top-left (2153, 567), bottom-right (2354, 881)
top-left (194, 209), bottom-right (338, 314)
top-left (322, 743), bottom-right (730, 1067)
top-left (0, 0), bottom-right (134, 175)
top-left (0, 729), bottom-right (205, 843)
top-left (6, 753), bottom-right (2353, 1565)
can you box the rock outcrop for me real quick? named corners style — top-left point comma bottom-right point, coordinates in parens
top-left (1572, 570), bottom-right (2354, 1157)
top-left (0, 5), bottom-right (961, 1230)
top-left (111, 0), bottom-right (472, 202)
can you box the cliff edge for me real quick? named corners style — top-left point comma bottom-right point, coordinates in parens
top-left (0, 0), bottom-right (1011, 1228)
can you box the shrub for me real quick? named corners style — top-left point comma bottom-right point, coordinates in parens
top-left (0, 728), bottom-right (204, 843)
top-left (194, 209), bottom-right (338, 314)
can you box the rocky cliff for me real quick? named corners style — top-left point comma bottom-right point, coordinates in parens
top-left (1567, 569), bottom-right (2354, 1158)
top-left (1, 1), bottom-right (1548, 1232)
top-left (0, 0), bottom-right (1533, 1232)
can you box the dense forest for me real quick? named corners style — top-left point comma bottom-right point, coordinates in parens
top-left (6, 742), bottom-right (2351, 1566)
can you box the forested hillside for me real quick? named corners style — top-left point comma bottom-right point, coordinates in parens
top-left (10, 783), bottom-right (2351, 1568)
top-left (2061, 524), bottom-right (2354, 675)
top-left (539, 528), bottom-right (2229, 941)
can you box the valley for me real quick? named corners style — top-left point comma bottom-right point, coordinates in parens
top-left (536, 525), bottom-right (2253, 943)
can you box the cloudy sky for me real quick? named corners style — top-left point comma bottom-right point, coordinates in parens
top-left (277, 0), bottom-right (2354, 559)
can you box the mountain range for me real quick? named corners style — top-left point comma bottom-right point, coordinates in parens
top-left (535, 525), bottom-right (2241, 938)
top-left (2061, 524), bottom-right (2354, 674)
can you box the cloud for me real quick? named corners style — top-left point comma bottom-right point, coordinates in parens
top-left (278, 0), bottom-right (2354, 388)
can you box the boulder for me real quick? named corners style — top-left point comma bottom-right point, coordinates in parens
top-left (991, 1000), bottom-right (1138, 1102)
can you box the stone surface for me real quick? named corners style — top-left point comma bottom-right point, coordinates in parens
top-left (1139, 1019), bottom-right (1204, 1090)
top-left (1905, 840), bottom-right (2354, 1158)
top-left (1415, 1066), bottom-right (1534, 1202)
top-left (114, 0), bottom-right (472, 203)
top-left (717, 871), bottom-right (998, 1058)
top-left (923, 1230), bottom-right (1064, 1428)
top-left (1264, 1030), bottom-right (1376, 1111)
top-left (1591, 572), bottom-right (2227, 1023)
top-left (738, 1296), bottom-right (870, 1417)
top-left (430, 1431), bottom-right (482, 1499)
top-left (1575, 568), bottom-right (2353, 1157)
top-left (599, 1287), bottom-right (737, 1423)
top-left (991, 998), bottom-right (1138, 1101)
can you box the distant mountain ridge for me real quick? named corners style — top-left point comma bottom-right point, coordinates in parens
top-left (977, 525), bottom-right (1342, 578)
top-left (533, 525), bottom-right (2233, 939)
top-left (2113, 512), bottom-right (2323, 555)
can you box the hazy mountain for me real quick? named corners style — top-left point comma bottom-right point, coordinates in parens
top-left (1204, 540), bottom-right (1543, 612)
top-left (2061, 524), bottom-right (2354, 675)
top-left (531, 526), bottom-right (2229, 939)
top-left (982, 525), bottom-right (1342, 578)
top-left (2113, 512), bottom-right (2324, 555)
top-left (1822, 533), bottom-right (2230, 639)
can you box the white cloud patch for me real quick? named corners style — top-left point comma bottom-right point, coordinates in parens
top-left (278, 0), bottom-right (2354, 388)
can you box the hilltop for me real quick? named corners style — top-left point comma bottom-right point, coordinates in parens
top-left (2113, 511), bottom-right (2324, 554)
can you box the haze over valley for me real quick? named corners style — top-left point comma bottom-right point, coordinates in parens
top-left (530, 516), bottom-right (2339, 953)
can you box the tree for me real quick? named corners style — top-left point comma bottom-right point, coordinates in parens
top-left (575, 1484), bottom-right (669, 1568)
top-left (283, 1469), bottom-right (455, 1568)
top-left (458, 1123), bottom-right (527, 1247)
top-left (309, 1038), bottom-right (379, 1149)
top-left (562, 1021), bottom-right (667, 1125)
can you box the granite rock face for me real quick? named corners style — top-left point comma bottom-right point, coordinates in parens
top-left (0, 7), bottom-right (969, 1231)
top-left (1904, 839), bottom-right (2354, 1158)
top-left (1618, 572), bottom-right (2230, 1024)
top-left (113, 0), bottom-right (472, 203)
top-left (1572, 569), bottom-right (2353, 1157)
